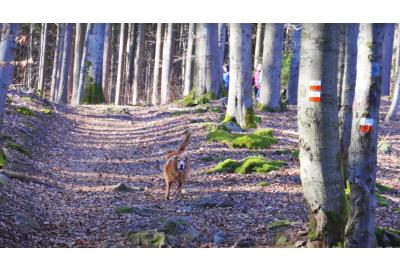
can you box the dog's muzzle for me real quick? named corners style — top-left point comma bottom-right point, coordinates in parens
top-left (178, 164), bottom-right (185, 171)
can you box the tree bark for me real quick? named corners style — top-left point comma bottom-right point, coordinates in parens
top-left (287, 24), bottom-right (301, 105)
top-left (338, 24), bottom-right (359, 187)
top-left (183, 23), bottom-right (195, 97)
top-left (336, 25), bottom-right (346, 105)
top-left (50, 24), bottom-right (65, 101)
top-left (0, 24), bottom-right (17, 153)
top-left (27, 24), bottom-right (33, 90)
top-left (218, 23), bottom-right (227, 66)
top-left (132, 23), bottom-right (145, 105)
top-left (71, 23), bottom-right (84, 105)
top-left (225, 24), bottom-right (256, 129)
top-left (253, 23), bottom-right (263, 70)
top-left (160, 23), bottom-right (174, 105)
top-left (345, 23), bottom-right (385, 248)
top-left (258, 23), bottom-right (284, 111)
top-left (193, 23), bottom-right (221, 97)
top-left (75, 23), bottom-right (92, 106)
top-left (124, 24), bottom-right (135, 104)
top-left (114, 23), bottom-right (126, 106)
top-left (297, 24), bottom-right (346, 247)
top-left (56, 23), bottom-right (73, 104)
top-left (152, 23), bottom-right (163, 105)
top-left (381, 23), bottom-right (395, 96)
top-left (102, 23), bottom-right (112, 103)
top-left (385, 29), bottom-right (400, 121)
top-left (37, 23), bottom-right (47, 95)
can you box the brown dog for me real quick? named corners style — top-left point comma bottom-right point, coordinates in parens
top-left (163, 129), bottom-right (191, 200)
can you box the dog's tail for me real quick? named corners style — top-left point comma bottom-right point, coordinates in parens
top-left (176, 129), bottom-right (191, 154)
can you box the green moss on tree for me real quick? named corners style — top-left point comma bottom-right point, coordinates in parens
top-left (243, 107), bottom-right (257, 129)
top-left (82, 83), bottom-right (105, 104)
top-left (280, 52), bottom-right (291, 87)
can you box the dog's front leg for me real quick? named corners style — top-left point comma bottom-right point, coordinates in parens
top-left (165, 182), bottom-right (172, 200)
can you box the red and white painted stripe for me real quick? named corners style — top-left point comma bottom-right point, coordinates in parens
top-left (308, 80), bottom-right (321, 102)
top-left (359, 117), bottom-right (374, 133)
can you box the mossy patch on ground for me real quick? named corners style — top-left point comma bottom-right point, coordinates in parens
top-left (115, 206), bottom-right (133, 214)
top-left (0, 150), bottom-right (7, 168)
top-left (291, 149), bottom-right (300, 159)
top-left (254, 115), bottom-right (262, 124)
top-left (128, 230), bottom-right (166, 248)
top-left (180, 91), bottom-right (213, 107)
top-left (376, 193), bottom-right (389, 207)
top-left (268, 220), bottom-right (294, 232)
top-left (253, 128), bottom-right (273, 137)
top-left (206, 129), bottom-right (278, 149)
top-left (257, 181), bottom-right (269, 187)
top-left (375, 182), bottom-right (393, 193)
top-left (39, 108), bottom-right (52, 115)
top-left (5, 141), bottom-right (31, 157)
top-left (376, 226), bottom-right (400, 247)
top-left (275, 148), bottom-right (291, 155)
top-left (15, 106), bottom-right (34, 116)
top-left (209, 156), bottom-right (285, 174)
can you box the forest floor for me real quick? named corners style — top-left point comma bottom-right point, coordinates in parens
top-left (0, 89), bottom-right (399, 247)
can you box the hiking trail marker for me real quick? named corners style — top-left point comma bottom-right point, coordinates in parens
top-left (359, 117), bottom-right (374, 133)
top-left (308, 80), bottom-right (321, 102)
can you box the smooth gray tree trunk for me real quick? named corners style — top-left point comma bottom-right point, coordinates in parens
top-left (102, 23), bottom-right (112, 103)
top-left (160, 23), bottom-right (173, 105)
top-left (124, 24), bottom-right (135, 104)
top-left (152, 23), bottom-right (163, 105)
top-left (218, 23), bottom-right (227, 66)
top-left (385, 29), bottom-right (400, 121)
top-left (297, 24), bottom-right (346, 247)
top-left (259, 23), bottom-right (284, 111)
top-left (287, 24), bottom-right (301, 105)
top-left (253, 23), bottom-right (263, 70)
top-left (71, 24), bottom-right (84, 105)
top-left (37, 23), bottom-right (47, 95)
top-left (75, 23), bottom-right (92, 106)
top-left (56, 23), bottom-right (73, 103)
top-left (0, 24), bottom-right (17, 153)
top-left (381, 23), bottom-right (395, 96)
top-left (336, 25), bottom-right (346, 105)
top-left (194, 23), bottom-right (221, 97)
top-left (27, 24), bottom-right (33, 89)
top-left (338, 24), bottom-right (359, 187)
top-left (225, 24), bottom-right (256, 129)
top-left (132, 23), bottom-right (145, 105)
top-left (50, 24), bottom-right (64, 101)
top-left (114, 23), bottom-right (125, 106)
top-left (345, 23), bottom-right (385, 248)
top-left (183, 23), bottom-right (195, 97)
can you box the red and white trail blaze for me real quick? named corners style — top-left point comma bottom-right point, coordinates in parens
top-left (308, 80), bottom-right (321, 102)
top-left (359, 117), bottom-right (374, 133)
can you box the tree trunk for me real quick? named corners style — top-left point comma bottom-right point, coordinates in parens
top-left (0, 24), bottom-right (17, 155)
top-left (27, 24), bottom-right (33, 89)
top-left (124, 24), bottom-right (135, 104)
top-left (56, 23), bottom-right (73, 104)
top-left (82, 23), bottom-right (105, 104)
top-left (102, 23), bottom-right (112, 103)
top-left (258, 23), bottom-right (284, 111)
top-left (183, 23), bottom-right (195, 97)
top-left (152, 23), bottom-right (163, 105)
top-left (75, 23), bottom-right (92, 106)
top-left (297, 24), bottom-right (346, 247)
top-left (345, 23), bottom-right (385, 248)
top-left (114, 23), bottom-right (126, 106)
top-left (385, 29), bottom-right (400, 121)
top-left (381, 23), bottom-right (395, 96)
top-left (218, 23), bottom-right (227, 66)
top-left (225, 24), bottom-right (256, 129)
top-left (132, 23), bottom-right (145, 105)
top-left (287, 24), bottom-right (301, 105)
top-left (336, 25), bottom-right (346, 105)
top-left (71, 23), bottom-right (84, 105)
top-left (50, 24), bottom-right (64, 101)
top-left (338, 24), bottom-right (359, 187)
top-left (160, 23), bottom-right (173, 105)
top-left (194, 23), bottom-right (221, 97)
top-left (37, 23), bottom-right (47, 95)
top-left (253, 23), bottom-right (263, 70)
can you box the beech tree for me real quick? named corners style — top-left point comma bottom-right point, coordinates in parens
top-left (56, 23), bottom-right (73, 104)
top-left (287, 23), bottom-right (301, 105)
top-left (225, 24), bottom-right (256, 129)
top-left (132, 23), bottom-right (145, 105)
top-left (345, 23), bottom-right (385, 248)
top-left (0, 24), bottom-right (17, 157)
top-left (253, 23), bottom-right (263, 70)
top-left (50, 24), bottom-right (65, 101)
top-left (183, 23), bottom-right (195, 97)
top-left (71, 23), bottom-right (84, 105)
top-left (381, 23), bottom-right (395, 97)
top-left (37, 23), bottom-right (47, 94)
top-left (102, 23), bottom-right (112, 103)
top-left (258, 23), bottom-right (284, 111)
top-left (297, 24), bottom-right (346, 247)
top-left (193, 23), bottom-right (221, 97)
top-left (75, 23), bottom-right (92, 106)
top-left (385, 29), bottom-right (400, 121)
top-left (160, 23), bottom-right (173, 105)
top-left (114, 23), bottom-right (126, 106)
top-left (152, 23), bottom-right (163, 105)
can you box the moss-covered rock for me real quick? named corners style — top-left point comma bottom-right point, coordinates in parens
top-left (253, 128), bottom-right (273, 137)
top-left (181, 91), bottom-right (213, 107)
top-left (15, 106), bottom-right (34, 116)
top-left (128, 230), bottom-right (166, 248)
top-left (231, 134), bottom-right (278, 149)
top-left (209, 156), bottom-right (285, 174)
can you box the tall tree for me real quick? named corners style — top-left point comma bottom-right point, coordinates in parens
top-left (0, 24), bottom-right (17, 159)
top-left (193, 23), bottom-right (221, 98)
top-left (50, 24), bottom-right (65, 101)
top-left (114, 23), bottom-right (126, 106)
top-left (56, 23), bottom-right (73, 103)
top-left (258, 23), bottom-right (284, 111)
top-left (132, 23), bottom-right (146, 105)
top-left (102, 23), bottom-right (112, 103)
top-left (381, 23), bottom-right (395, 96)
top-left (345, 24), bottom-right (385, 248)
top-left (385, 29), bottom-right (400, 121)
top-left (287, 23), bottom-right (301, 105)
top-left (152, 23), bottom-right (163, 105)
top-left (338, 24), bottom-right (359, 186)
top-left (71, 23), bottom-right (84, 105)
top-left (253, 23), bottom-right (263, 70)
top-left (218, 23), bottom-right (227, 66)
top-left (183, 23), bottom-right (195, 97)
top-left (225, 24), bottom-right (256, 129)
top-left (336, 25), bottom-right (346, 104)
top-left (160, 23), bottom-right (173, 105)
top-left (124, 24), bottom-right (135, 104)
top-left (37, 23), bottom-right (47, 95)
top-left (74, 23), bottom-right (92, 106)
top-left (27, 24), bottom-right (33, 89)
top-left (297, 24), bottom-right (346, 247)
